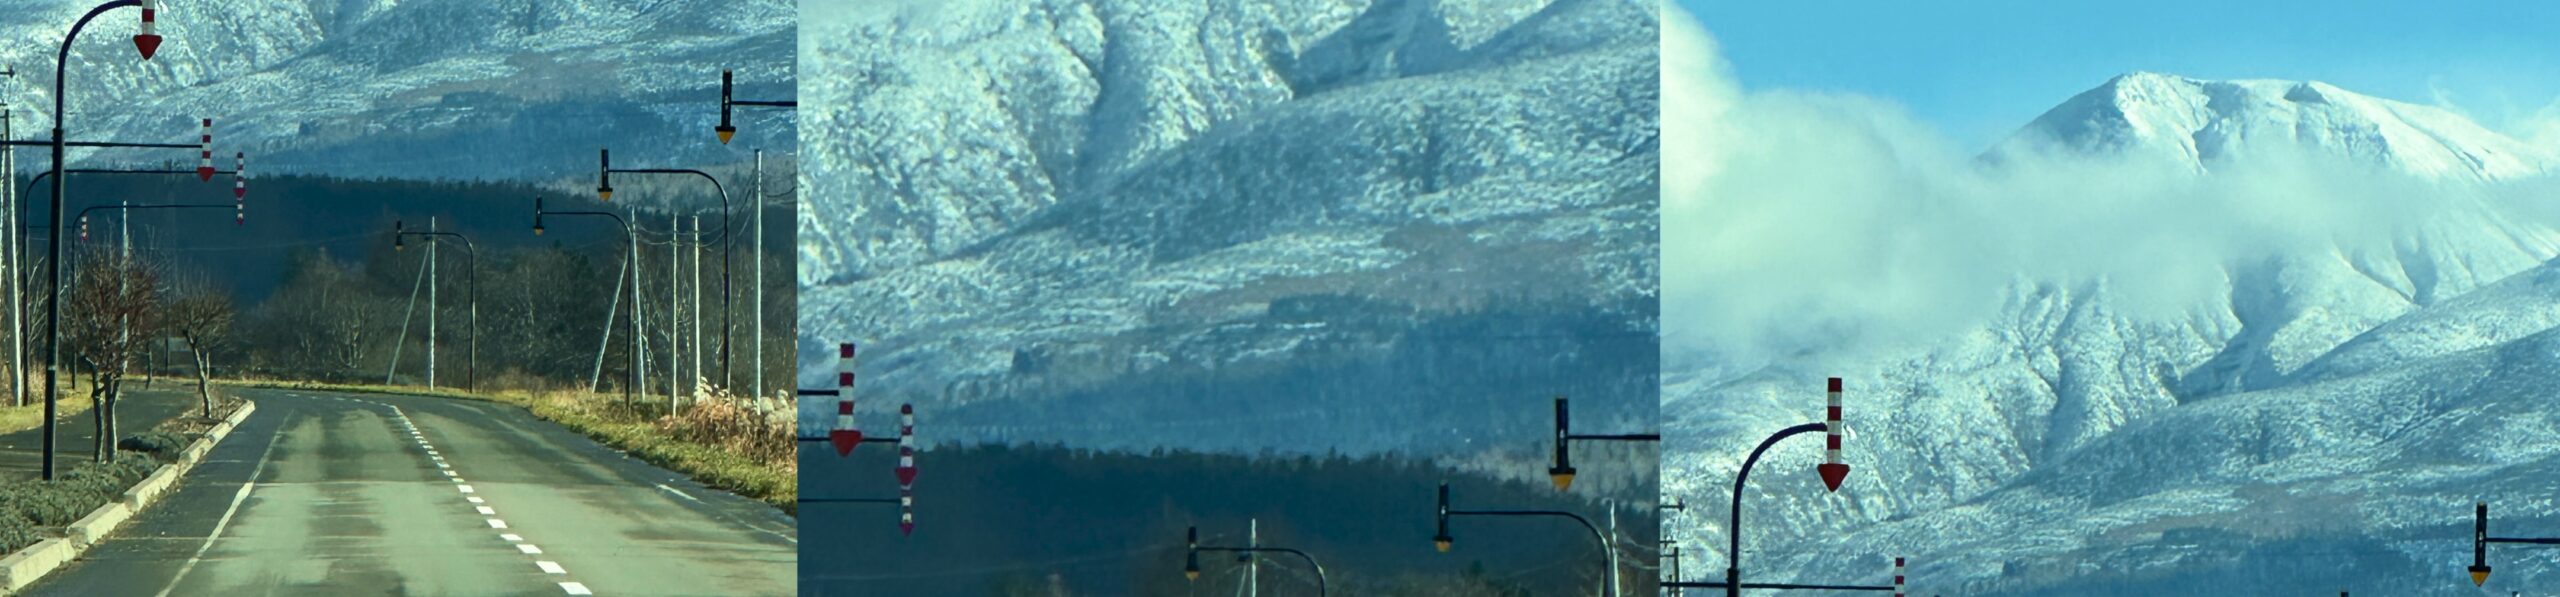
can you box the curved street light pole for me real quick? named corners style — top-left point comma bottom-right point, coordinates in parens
top-left (536, 197), bottom-right (638, 405)
top-left (1436, 482), bottom-right (1620, 597)
top-left (1185, 526), bottom-right (1329, 597)
top-left (600, 150), bottom-right (735, 389)
top-left (1726, 422), bottom-right (1827, 597)
top-left (395, 222), bottom-right (477, 392)
top-left (1721, 377), bottom-right (1853, 597)
top-left (16, 166), bottom-right (230, 407)
top-left (45, 0), bottom-right (153, 481)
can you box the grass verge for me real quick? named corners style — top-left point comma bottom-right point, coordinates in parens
top-left (216, 379), bottom-right (797, 512)
top-left (0, 379), bottom-right (106, 436)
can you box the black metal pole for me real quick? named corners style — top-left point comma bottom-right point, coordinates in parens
top-left (1, 139), bottom-right (195, 148)
top-left (540, 202), bottom-right (637, 404)
top-left (1438, 481), bottom-right (1618, 597)
top-left (49, 0), bottom-right (145, 481)
top-left (604, 165), bottom-right (732, 387)
top-left (1730, 423), bottom-right (1829, 597)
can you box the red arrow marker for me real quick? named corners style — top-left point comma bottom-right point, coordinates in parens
top-left (829, 400), bottom-right (861, 457)
top-left (133, 3), bottom-right (160, 60)
top-left (197, 119), bottom-right (214, 181)
top-left (1819, 377), bottom-right (1850, 492)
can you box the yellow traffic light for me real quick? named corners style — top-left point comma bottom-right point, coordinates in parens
top-left (1549, 470), bottom-right (1575, 491)
top-left (2472, 566), bottom-right (2491, 586)
top-left (598, 188), bottom-right (614, 202)
top-left (717, 126), bottom-right (737, 145)
top-left (1434, 537), bottom-right (1451, 553)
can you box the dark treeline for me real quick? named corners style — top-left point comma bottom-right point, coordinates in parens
top-left (1, 172), bottom-right (794, 397)
top-left (927, 296), bottom-right (1660, 458)
top-left (799, 443), bottom-right (1661, 596)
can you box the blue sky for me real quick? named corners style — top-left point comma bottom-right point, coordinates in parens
top-left (1678, 0), bottom-right (2560, 149)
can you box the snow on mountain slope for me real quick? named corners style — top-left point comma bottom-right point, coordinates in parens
top-left (1664, 70), bottom-right (2560, 592)
top-left (1994, 72), bottom-right (2560, 182)
top-left (0, 0), bottom-right (792, 182)
top-left (797, 0), bottom-right (1658, 456)
top-left (1774, 323), bottom-right (2560, 595)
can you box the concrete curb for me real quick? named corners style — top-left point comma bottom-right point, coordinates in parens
top-left (0, 398), bottom-right (256, 594)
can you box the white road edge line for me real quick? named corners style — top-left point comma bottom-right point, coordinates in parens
top-left (154, 410), bottom-right (289, 597)
top-left (655, 484), bottom-right (700, 503)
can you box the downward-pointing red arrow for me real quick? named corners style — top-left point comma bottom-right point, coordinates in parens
top-left (829, 428), bottom-right (862, 457)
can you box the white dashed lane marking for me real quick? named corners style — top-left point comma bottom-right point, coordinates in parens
top-left (340, 395), bottom-right (592, 594)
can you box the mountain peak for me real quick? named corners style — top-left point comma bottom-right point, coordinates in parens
top-left (1996, 72), bottom-right (2558, 181)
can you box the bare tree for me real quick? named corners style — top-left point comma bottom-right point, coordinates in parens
top-left (66, 247), bottom-right (161, 461)
top-left (164, 273), bottom-right (233, 416)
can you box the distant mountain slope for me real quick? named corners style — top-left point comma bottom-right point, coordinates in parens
top-left (0, 0), bottom-right (793, 182)
top-left (797, 0), bottom-right (1659, 457)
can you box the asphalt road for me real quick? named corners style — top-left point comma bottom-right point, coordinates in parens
top-left (25, 386), bottom-right (797, 596)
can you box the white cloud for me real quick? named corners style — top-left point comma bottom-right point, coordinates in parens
top-left (1660, 5), bottom-right (2560, 366)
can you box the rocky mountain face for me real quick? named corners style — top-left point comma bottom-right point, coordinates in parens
top-left (1665, 73), bottom-right (2560, 594)
top-left (796, 0), bottom-right (1659, 459)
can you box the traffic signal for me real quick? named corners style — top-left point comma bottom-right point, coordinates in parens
top-left (1549, 397), bottom-right (1576, 491)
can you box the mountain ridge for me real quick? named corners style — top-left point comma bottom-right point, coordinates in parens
top-left (1990, 71), bottom-right (2559, 182)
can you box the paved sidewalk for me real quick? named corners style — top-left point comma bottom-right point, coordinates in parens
top-left (0, 385), bottom-right (199, 481)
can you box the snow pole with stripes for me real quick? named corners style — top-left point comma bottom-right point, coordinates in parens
top-left (196, 118), bottom-right (214, 180)
top-left (826, 343), bottom-right (862, 457)
top-left (1817, 377), bottom-right (1850, 492)
top-left (898, 486), bottom-right (914, 536)
top-left (1893, 557), bottom-right (1906, 597)
top-left (133, 0), bottom-right (162, 59)
top-left (895, 403), bottom-right (917, 488)
top-left (234, 152), bottom-right (247, 224)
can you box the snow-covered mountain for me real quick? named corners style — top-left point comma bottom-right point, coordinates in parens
top-left (1666, 73), bottom-right (2560, 594)
top-left (796, 0), bottom-right (1658, 458)
top-left (0, 0), bottom-right (793, 182)
top-left (1993, 72), bottom-right (2560, 182)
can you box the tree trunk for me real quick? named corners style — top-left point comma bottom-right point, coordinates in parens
top-left (193, 346), bottom-right (213, 417)
top-left (102, 378), bottom-right (117, 460)
top-left (89, 378), bottom-right (106, 462)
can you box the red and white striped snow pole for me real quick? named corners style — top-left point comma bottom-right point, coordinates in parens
top-left (133, 0), bottom-right (162, 60)
top-left (894, 403), bottom-right (917, 488)
top-left (233, 152), bottom-right (247, 224)
top-left (1817, 377), bottom-right (1850, 492)
top-left (196, 118), bottom-right (213, 181)
top-left (77, 216), bottom-right (87, 242)
top-left (898, 486), bottom-right (914, 536)
top-left (826, 343), bottom-right (862, 457)
top-left (1893, 557), bottom-right (1906, 597)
